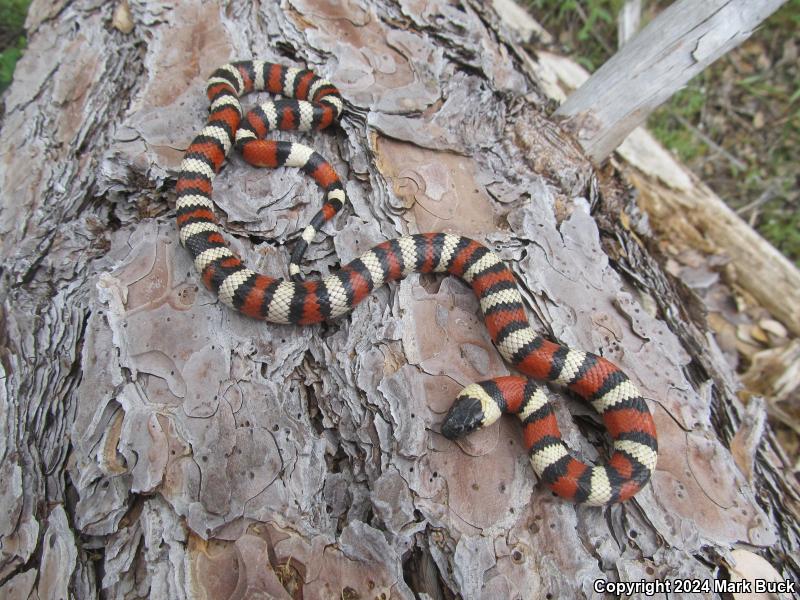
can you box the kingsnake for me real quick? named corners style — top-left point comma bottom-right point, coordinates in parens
top-left (176, 60), bottom-right (658, 506)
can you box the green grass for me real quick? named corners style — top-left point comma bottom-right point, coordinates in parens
top-left (526, 0), bottom-right (800, 267)
top-left (648, 85), bottom-right (709, 163)
top-left (0, 0), bottom-right (31, 92)
top-left (761, 207), bottom-right (800, 264)
top-left (528, 0), bottom-right (626, 71)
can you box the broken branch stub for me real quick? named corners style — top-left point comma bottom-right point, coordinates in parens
top-left (555, 0), bottom-right (787, 162)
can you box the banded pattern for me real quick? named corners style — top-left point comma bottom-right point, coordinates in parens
top-left (179, 60), bottom-right (346, 282)
top-left (177, 61), bottom-right (658, 505)
top-left (442, 376), bottom-right (658, 505)
top-left (235, 96), bottom-right (347, 279)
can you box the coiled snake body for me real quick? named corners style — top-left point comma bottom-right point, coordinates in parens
top-left (176, 61), bottom-right (658, 506)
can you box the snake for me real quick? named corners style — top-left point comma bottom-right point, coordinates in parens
top-left (176, 60), bottom-right (658, 506)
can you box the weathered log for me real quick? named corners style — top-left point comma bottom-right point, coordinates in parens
top-left (0, 1), bottom-right (797, 599)
top-left (555, 0), bottom-right (787, 162)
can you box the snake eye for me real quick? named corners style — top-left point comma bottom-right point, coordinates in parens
top-left (441, 395), bottom-right (484, 439)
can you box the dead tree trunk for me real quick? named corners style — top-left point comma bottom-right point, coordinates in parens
top-left (555, 0), bottom-right (788, 162)
top-left (0, 1), bottom-right (797, 599)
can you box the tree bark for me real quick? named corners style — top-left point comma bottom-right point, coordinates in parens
top-left (0, 1), bottom-right (797, 599)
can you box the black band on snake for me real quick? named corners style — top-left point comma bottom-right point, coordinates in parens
top-left (176, 60), bottom-right (658, 505)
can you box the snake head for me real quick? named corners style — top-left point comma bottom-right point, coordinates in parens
top-left (441, 391), bottom-right (486, 440)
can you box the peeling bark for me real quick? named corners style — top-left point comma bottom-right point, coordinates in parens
top-left (0, 1), bottom-right (797, 599)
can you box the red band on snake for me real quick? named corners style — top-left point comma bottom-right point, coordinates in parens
top-left (176, 60), bottom-right (658, 505)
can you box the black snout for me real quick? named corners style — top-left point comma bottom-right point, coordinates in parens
top-left (441, 395), bottom-right (484, 439)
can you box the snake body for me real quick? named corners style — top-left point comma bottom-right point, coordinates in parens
top-left (176, 61), bottom-right (658, 505)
